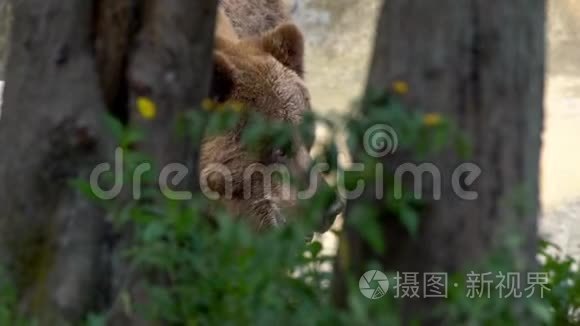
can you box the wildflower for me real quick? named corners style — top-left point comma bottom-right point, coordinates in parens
top-left (202, 98), bottom-right (216, 111)
top-left (423, 113), bottom-right (443, 127)
top-left (229, 101), bottom-right (245, 113)
top-left (136, 96), bottom-right (156, 120)
top-left (392, 80), bottom-right (409, 95)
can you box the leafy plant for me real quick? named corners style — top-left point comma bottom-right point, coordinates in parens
top-left (0, 267), bottom-right (32, 326)
top-left (1, 92), bottom-right (578, 325)
top-left (539, 240), bottom-right (580, 325)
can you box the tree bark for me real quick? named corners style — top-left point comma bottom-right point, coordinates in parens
top-left (0, 0), bottom-right (11, 79)
top-left (334, 0), bottom-right (546, 322)
top-left (0, 0), bottom-right (216, 324)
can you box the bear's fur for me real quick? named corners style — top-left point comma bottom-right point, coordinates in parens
top-left (200, 0), bottom-right (339, 231)
top-left (220, 0), bottom-right (292, 39)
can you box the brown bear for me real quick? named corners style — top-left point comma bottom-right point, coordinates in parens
top-left (200, 0), bottom-right (341, 232)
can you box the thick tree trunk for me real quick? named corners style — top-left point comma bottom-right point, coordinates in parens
top-left (129, 0), bottom-right (217, 182)
top-left (0, 0), bottom-right (216, 324)
top-left (334, 0), bottom-right (546, 322)
top-left (0, 0), bottom-right (11, 79)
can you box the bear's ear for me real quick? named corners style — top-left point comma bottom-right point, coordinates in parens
top-left (260, 23), bottom-right (304, 77)
top-left (210, 51), bottom-right (237, 103)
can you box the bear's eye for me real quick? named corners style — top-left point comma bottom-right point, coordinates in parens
top-left (269, 141), bottom-right (294, 162)
top-left (273, 148), bottom-right (286, 159)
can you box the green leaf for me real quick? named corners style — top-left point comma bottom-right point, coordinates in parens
top-left (454, 133), bottom-right (473, 159)
top-left (528, 300), bottom-right (553, 324)
top-left (102, 113), bottom-right (124, 142)
top-left (399, 204), bottom-right (420, 238)
top-left (142, 221), bottom-right (167, 243)
top-left (86, 314), bottom-right (107, 326)
top-left (308, 241), bottom-right (323, 258)
top-left (121, 127), bottom-right (145, 147)
top-left (429, 122), bottom-right (450, 154)
top-left (68, 178), bottom-right (101, 202)
top-left (349, 204), bottom-right (385, 254)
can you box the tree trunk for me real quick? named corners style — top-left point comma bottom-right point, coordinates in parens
top-left (0, 0), bottom-right (11, 79)
top-left (334, 0), bottom-right (546, 322)
top-left (0, 0), bottom-right (216, 324)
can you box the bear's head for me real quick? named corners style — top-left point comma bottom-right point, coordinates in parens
top-left (200, 23), bottom-right (342, 232)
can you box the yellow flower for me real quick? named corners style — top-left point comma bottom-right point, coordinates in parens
top-left (136, 96), bottom-right (157, 120)
top-left (229, 101), bottom-right (245, 113)
top-left (202, 98), bottom-right (216, 111)
top-left (392, 80), bottom-right (409, 95)
top-left (423, 113), bottom-right (443, 127)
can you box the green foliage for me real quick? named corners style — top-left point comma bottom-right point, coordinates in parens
top-left (349, 204), bottom-right (384, 253)
top-left (0, 267), bottom-right (33, 326)
top-left (0, 92), bottom-right (578, 325)
top-left (439, 242), bottom-right (580, 325)
top-left (539, 241), bottom-right (580, 325)
top-left (119, 198), bottom-right (332, 324)
top-left (92, 150), bottom-right (395, 324)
